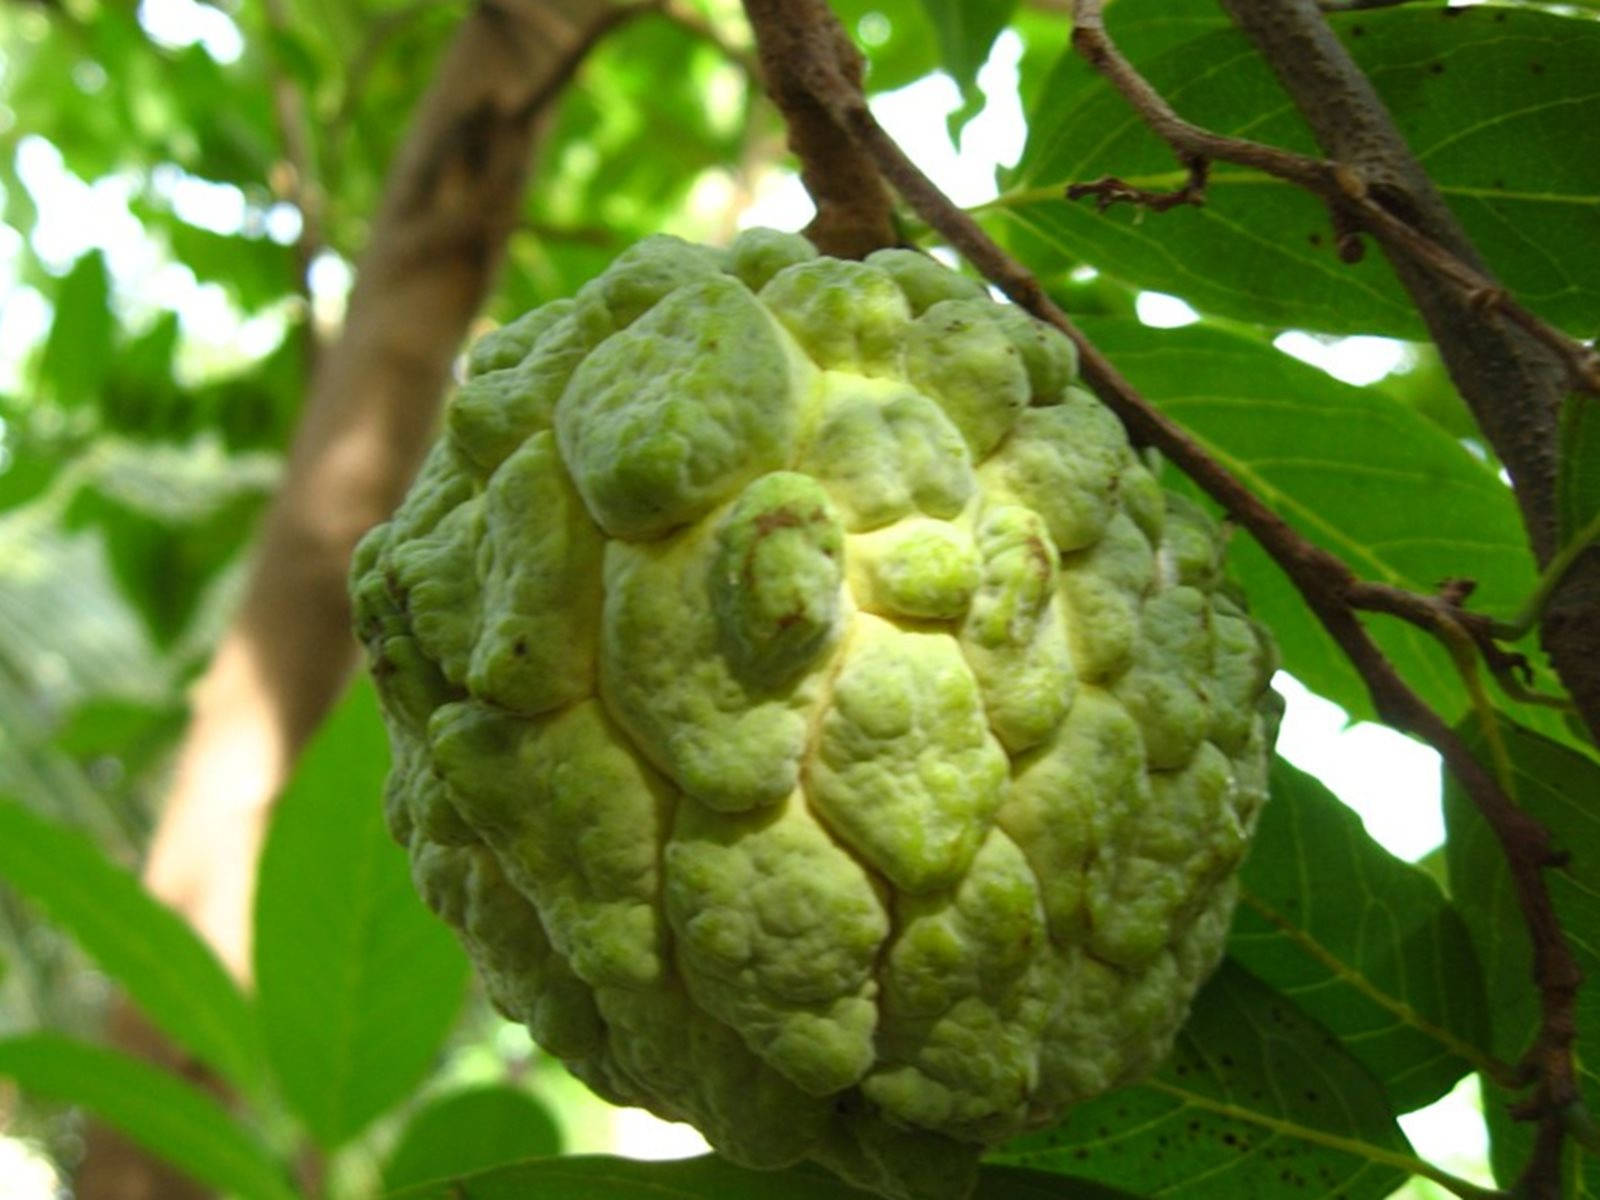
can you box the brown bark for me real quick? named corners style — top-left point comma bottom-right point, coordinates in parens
top-left (742, 0), bottom-right (897, 257)
top-left (79, 2), bottom-right (635, 1196)
top-left (145, 0), bottom-right (629, 984)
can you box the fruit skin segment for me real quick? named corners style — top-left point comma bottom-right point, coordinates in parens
top-left (351, 229), bottom-right (1282, 1200)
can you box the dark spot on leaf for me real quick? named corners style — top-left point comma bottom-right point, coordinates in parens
top-left (1428, 62), bottom-right (1445, 76)
top-left (512, 638), bottom-right (528, 657)
top-left (1530, 61), bottom-right (1546, 75)
top-left (1074, 1148), bottom-right (1090, 1160)
top-left (1308, 232), bottom-right (1323, 247)
top-left (1223, 1133), bottom-right (1238, 1146)
top-left (1304, 1089), bottom-right (1320, 1103)
top-left (1351, 24), bottom-right (1364, 36)
top-left (1220, 1054), bottom-right (1235, 1068)
top-left (1493, 179), bottom-right (1506, 190)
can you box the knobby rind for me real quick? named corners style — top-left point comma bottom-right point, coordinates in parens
top-left (351, 232), bottom-right (1281, 1200)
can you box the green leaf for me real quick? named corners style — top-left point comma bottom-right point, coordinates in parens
top-left (1442, 719), bottom-right (1600, 1193)
top-left (382, 1084), bottom-right (562, 1192)
top-left (253, 680), bottom-right (470, 1150)
top-left (0, 1034), bottom-right (297, 1200)
top-left (63, 484), bottom-right (264, 646)
top-left (1076, 316), bottom-right (1533, 723)
top-left (833, 0), bottom-right (943, 94)
top-left (39, 251), bottom-right (116, 409)
top-left (100, 312), bottom-right (184, 438)
top-left (920, 0), bottom-right (1018, 93)
top-left (1557, 391), bottom-right (1600, 541)
top-left (0, 799), bottom-right (264, 1093)
top-left (994, 961), bottom-right (1415, 1199)
top-left (383, 1155), bottom-right (1136, 1200)
top-left (1229, 758), bottom-right (1489, 1113)
top-left (164, 220), bottom-right (298, 312)
top-left (1000, 4), bottom-right (1600, 337)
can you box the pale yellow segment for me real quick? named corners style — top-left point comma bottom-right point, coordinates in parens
top-left (601, 505), bottom-right (837, 811)
top-left (958, 504), bottom-right (1075, 753)
top-left (807, 614), bottom-right (1008, 893)
top-left (665, 791), bottom-right (889, 1096)
top-left (864, 830), bottom-right (1058, 1140)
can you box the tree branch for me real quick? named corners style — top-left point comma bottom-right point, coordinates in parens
top-left (742, 6), bottom-right (1585, 1196)
top-left (740, 0), bottom-right (897, 257)
top-left (78, 11), bottom-right (647, 1200)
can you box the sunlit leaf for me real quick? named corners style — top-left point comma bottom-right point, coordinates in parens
top-left (254, 680), bottom-right (470, 1150)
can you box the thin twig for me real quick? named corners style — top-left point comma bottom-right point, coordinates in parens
top-left (737, 7), bottom-right (1584, 1195)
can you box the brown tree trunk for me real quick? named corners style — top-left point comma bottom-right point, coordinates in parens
top-left (77, 2), bottom-right (635, 1195)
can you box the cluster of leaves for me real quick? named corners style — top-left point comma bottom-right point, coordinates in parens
top-left (0, 1), bottom-right (1596, 1199)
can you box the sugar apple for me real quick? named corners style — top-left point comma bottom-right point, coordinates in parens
top-left (351, 229), bottom-right (1280, 1200)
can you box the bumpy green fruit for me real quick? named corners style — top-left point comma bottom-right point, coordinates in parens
top-left (351, 230), bottom-right (1280, 1200)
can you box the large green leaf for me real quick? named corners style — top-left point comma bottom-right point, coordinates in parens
top-left (253, 680), bottom-right (469, 1150)
top-left (1076, 315), bottom-right (1532, 724)
top-left (994, 961), bottom-right (1415, 1198)
top-left (1230, 758), bottom-right (1489, 1113)
top-left (998, 4), bottom-right (1600, 337)
top-left (384, 1154), bottom-right (1137, 1200)
top-left (1442, 719), bottom-right (1600, 1193)
top-left (0, 799), bottom-right (263, 1092)
top-left (0, 1034), bottom-right (297, 1200)
top-left (382, 1084), bottom-right (562, 1192)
